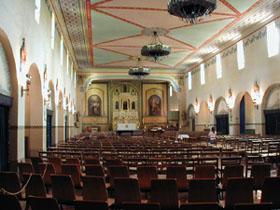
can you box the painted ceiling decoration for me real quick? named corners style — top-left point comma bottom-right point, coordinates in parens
top-left (53, 0), bottom-right (280, 73)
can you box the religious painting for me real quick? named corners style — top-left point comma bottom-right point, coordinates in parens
top-left (149, 95), bottom-right (161, 116)
top-left (88, 95), bottom-right (101, 116)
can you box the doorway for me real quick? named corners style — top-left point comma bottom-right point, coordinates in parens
top-left (0, 104), bottom-right (9, 171)
top-left (65, 115), bottom-right (68, 141)
top-left (46, 110), bottom-right (53, 148)
top-left (216, 114), bottom-right (229, 134)
top-left (192, 118), bottom-right (195, 131)
top-left (240, 96), bottom-right (246, 134)
top-left (264, 109), bottom-right (280, 135)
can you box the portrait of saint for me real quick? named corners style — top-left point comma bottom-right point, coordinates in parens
top-left (88, 95), bottom-right (101, 116)
top-left (149, 95), bottom-right (161, 116)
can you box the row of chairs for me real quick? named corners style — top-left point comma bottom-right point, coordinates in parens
top-left (18, 157), bottom-right (278, 192)
top-left (1, 194), bottom-right (275, 210)
top-left (1, 173), bottom-right (278, 210)
top-left (3, 164), bottom-right (280, 208)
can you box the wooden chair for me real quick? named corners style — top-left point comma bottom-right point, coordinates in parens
top-left (235, 203), bottom-right (273, 210)
top-left (65, 157), bottom-right (82, 174)
top-left (30, 157), bottom-right (43, 173)
top-left (149, 178), bottom-right (179, 210)
top-left (22, 173), bottom-right (48, 198)
top-left (61, 164), bottom-right (82, 188)
top-left (74, 200), bottom-right (109, 210)
top-left (81, 176), bottom-right (114, 206)
top-left (50, 174), bottom-right (82, 208)
top-left (114, 177), bottom-right (142, 208)
top-left (123, 202), bottom-right (160, 210)
top-left (221, 165), bottom-right (244, 190)
top-left (48, 156), bottom-right (62, 174)
top-left (220, 156), bottom-right (242, 176)
top-left (18, 162), bottom-right (35, 182)
top-left (107, 165), bottom-right (129, 189)
top-left (180, 202), bottom-right (223, 210)
top-left (84, 157), bottom-right (100, 165)
top-left (250, 163), bottom-right (271, 190)
top-left (261, 176), bottom-right (280, 209)
top-left (105, 158), bottom-right (123, 167)
top-left (166, 166), bottom-right (189, 192)
top-left (188, 178), bottom-right (218, 203)
top-left (0, 171), bottom-right (24, 200)
top-left (28, 196), bottom-right (60, 210)
top-left (85, 164), bottom-right (105, 177)
top-left (0, 194), bottom-right (22, 210)
top-left (245, 155), bottom-right (264, 177)
top-left (194, 165), bottom-right (216, 179)
top-left (37, 163), bottom-right (56, 187)
top-left (137, 166), bottom-right (158, 192)
top-left (224, 177), bottom-right (254, 210)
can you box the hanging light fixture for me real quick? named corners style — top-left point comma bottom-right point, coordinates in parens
top-left (168, 0), bottom-right (217, 24)
top-left (128, 56), bottom-right (150, 80)
top-left (141, 30), bottom-right (171, 62)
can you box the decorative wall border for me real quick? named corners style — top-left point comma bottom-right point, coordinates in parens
top-left (9, 125), bottom-right (75, 130)
top-left (186, 27), bottom-right (267, 78)
top-left (80, 75), bottom-right (181, 92)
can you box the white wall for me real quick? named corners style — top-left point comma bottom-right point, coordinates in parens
top-left (185, 19), bottom-right (280, 135)
top-left (0, 0), bottom-right (77, 162)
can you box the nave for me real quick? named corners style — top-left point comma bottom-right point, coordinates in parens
top-left (1, 131), bottom-right (280, 210)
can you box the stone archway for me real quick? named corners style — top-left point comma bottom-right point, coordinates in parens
top-left (0, 28), bottom-right (19, 169)
top-left (214, 97), bottom-right (229, 134)
top-left (25, 63), bottom-right (43, 157)
top-left (262, 83), bottom-right (280, 135)
top-left (57, 90), bottom-right (64, 142)
top-left (186, 104), bottom-right (195, 131)
top-left (46, 80), bottom-right (56, 147)
top-left (232, 92), bottom-right (255, 135)
top-left (197, 101), bottom-right (210, 131)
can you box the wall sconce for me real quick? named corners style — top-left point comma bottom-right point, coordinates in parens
top-left (20, 38), bottom-right (27, 72)
top-left (194, 97), bottom-right (199, 114)
top-left (226, 88), bottom-right (234, 110)
top-left (58, 98), bottom-right (63, 107)
top-left (208, 94), bottom-right (214, 112)
top-left (44, 89), bottom-right (52, 105)
top-left (21, 74), bottom-right (32, 96)
top-left (252, 81), bottom-right (262, 108)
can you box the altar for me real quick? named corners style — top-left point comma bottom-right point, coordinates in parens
top-left (117, 123), bottom-right (137, 131)
top-left (116, 123), bottom-right (137, 135)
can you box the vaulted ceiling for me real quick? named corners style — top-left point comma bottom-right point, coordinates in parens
top-left (51, 0), bottom-right (280, 74)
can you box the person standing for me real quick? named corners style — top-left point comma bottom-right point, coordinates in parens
top-left (208, 127), bottom-right (217, 144)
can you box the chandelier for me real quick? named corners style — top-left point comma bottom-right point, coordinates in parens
top-left (128, 57), bottom-right (150, 80)
top-left (168, 0), bottom-right (217, 24)
top-left (141, 31), bottom-right (171, 62)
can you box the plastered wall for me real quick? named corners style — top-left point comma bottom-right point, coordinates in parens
top-left (185, 19), bottom-right (280, 135)
top-left (0, 0), bottom-right (78, 163)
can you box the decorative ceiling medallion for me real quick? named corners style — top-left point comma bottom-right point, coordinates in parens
top-left (168, 0), bottom-right (217, 24)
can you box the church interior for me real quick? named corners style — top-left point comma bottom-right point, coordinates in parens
top-left (1, 0), bottom-right (280, 209)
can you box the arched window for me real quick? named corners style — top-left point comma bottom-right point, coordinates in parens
top-left (115, 101), bottom-right (119, 110)
top-left (34, 0), bottom-right (41, 24)
top-left (123, 101), bottom-right (128, 110)
top-left (132, 101), bottom-right (135, 110)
